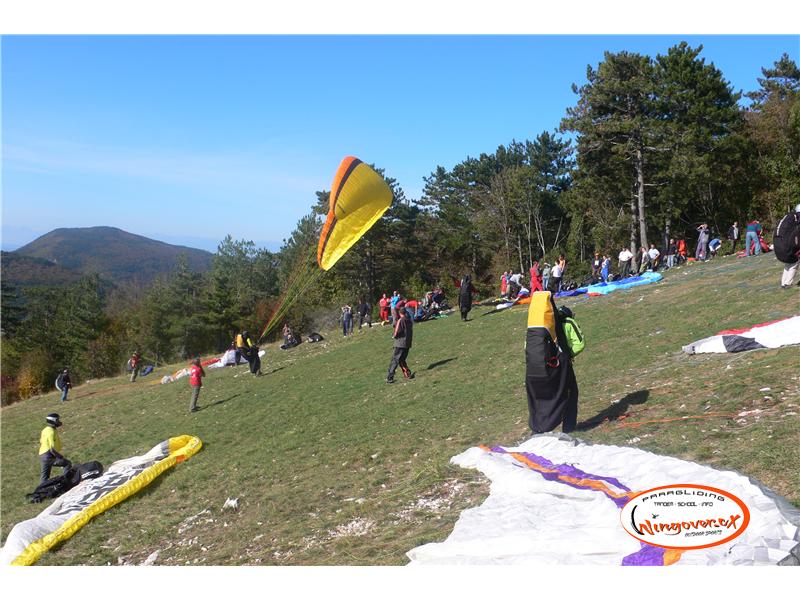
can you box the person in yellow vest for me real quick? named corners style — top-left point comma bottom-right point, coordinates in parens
top-left (235, 332), bottom-right (247, 365)
top-left (39, 413), bottom-right (71, 484)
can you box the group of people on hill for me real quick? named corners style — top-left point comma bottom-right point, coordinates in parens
top-left (35, 204), bottom-right (800, 496)
top-left (374, 288), bottom-right (446, 327)
top-left (340, 298), bottom-right (373, 336)
top-left (501, 255), bottom-right (569, 300)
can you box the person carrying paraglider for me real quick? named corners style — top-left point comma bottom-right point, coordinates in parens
top-left (38, 413), bottom-right (71, 484)
top-left (235, 330), bottom-right (245, 364)
top-left (525, 292), bottom-right (583, 434)
top-left (458, 274), bottom-right (476, 321)
top-left (240, 330), bottom-right (262, 376)
top-left (55, 368), bottom-right (72, 403)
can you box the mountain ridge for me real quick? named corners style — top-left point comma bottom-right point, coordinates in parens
top-left (5, 226), bottom-right (214, 287)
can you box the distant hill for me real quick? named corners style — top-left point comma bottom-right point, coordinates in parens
top-left (8, 226), bottom-right (214, 287)
top-left (0, 252), bottom-right (85, 288)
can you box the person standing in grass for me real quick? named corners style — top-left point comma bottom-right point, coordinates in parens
top-left (665, 239), bottom-right (677, 269)
top-left (39, 413), bottom-right (71, 484)
top-left (129, 350), bottom-right (142, 382)
top-left (390, 290), bottom-right (401, 323)
top-left (744, 219), bottom-right (762, 256)
top-left (358, 298), bottom-right (372, 329)
top-left (677, 237), bottom-right (687, 264)
top-left (775, 204), bottom-right (800, 289)
top-left (541, 263), bottom-right (551, 291)
top-left (235, 330), bottom-right (247, 364)
top-left (240, 330), bottom-right (262, 376)
top-left (548, 261), bottom-right (562, 293)
top-left (648, 244), bottom-right (661, 271)
top-left (728, 221), bottom-right (739, 254)
top-left (529, 261), bottom-right (543, 292)
top-left (386, 306), bottom-right (414, 383)
top-left (189, 358), bottom-right (206, 413)
top-left (379, 293), bottom-right (390, 323)
top-left (600, 255), bottom-right (611, 282)
top-left (591, 252), bottom-right (602, 282)
top-left (458, 274), bottom-right (475, 321)
top-left (55, 368), bottom-right (72, 402)
top-left (618, 247), bottom-right (633, 278)
top-left (341, 304), bottom-right (354, 336)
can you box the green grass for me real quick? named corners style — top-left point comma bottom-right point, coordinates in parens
top-left (1, 252), bottom-right (798, 565)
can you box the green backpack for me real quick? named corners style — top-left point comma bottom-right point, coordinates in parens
top-left (562, 316), bottom-right (585, 358)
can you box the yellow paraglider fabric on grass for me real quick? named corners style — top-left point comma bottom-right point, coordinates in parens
top-left (317, 157), bottom-right (393, 271)
top-left (8, 435), bottom-right (202, 566)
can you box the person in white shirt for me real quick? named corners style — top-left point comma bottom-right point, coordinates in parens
top-left (647, 244), bottom-right (661, 271)
top-left (549, 262), bottom-right (563, 292)
top-left (618, 247), bottom-right (634, 278)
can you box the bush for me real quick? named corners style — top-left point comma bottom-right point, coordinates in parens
top-left (16, 349), bottom-right (57, 400)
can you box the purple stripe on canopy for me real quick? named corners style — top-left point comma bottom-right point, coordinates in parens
top-left (490, 446), bottom-right (632, 492)
top-left (621, 543), bottom-right (668, 566)
top-left (484, 445), bottom-right (670, 565)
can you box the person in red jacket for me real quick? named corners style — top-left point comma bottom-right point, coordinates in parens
top-left (529, 261), bottom-right (543, 292)
top-left (189, 358), bottom-right (206, 413)
top-left (378, 293), bottom-right (390, 323)
top-left (129, 350), bottom-right (142, 383)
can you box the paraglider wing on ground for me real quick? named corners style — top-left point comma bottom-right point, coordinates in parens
top-left (1, 435), bottom-right (202, 566)
top-left (407, 435), bottom-right (800, 566)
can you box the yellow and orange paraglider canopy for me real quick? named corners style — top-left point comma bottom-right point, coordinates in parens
top-left (317, 157), bottom-right (393, 271)
top-left (259, 156), bottom-right (393, 341)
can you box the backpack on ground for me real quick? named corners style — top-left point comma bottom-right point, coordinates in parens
top-left (562, 316), bottom-right (585, 358)
top-left (26, 461), bottom-right (104, 503)
top-left (773, 212), bottom-right (800, 263)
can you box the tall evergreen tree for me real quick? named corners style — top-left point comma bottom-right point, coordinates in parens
top-left (561, 51), bottom-right (659, 251)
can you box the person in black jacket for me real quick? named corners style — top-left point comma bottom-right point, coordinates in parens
top-left (56, 369), bottom-right (72, 402)
top-left (386, 306), bottom-right (414, 383)
top-left (458, 274), bottom-right (475, 321)
top-left (357, 298), bottom-right (372, 329)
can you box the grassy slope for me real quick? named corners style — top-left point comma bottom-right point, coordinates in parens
top-left (1, 253), bottom-right (798, 565)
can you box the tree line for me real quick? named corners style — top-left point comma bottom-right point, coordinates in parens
top-left (1, 45), bottom-right (797, 404)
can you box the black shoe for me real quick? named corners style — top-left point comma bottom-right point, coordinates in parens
top-left (386, 378), bottom-right (395, 384)
top-left (407, 372), bottom-right (415, 380)
top-left (191, 407), bottom-right (198, 413)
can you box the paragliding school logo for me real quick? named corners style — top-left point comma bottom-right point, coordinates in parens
top-left (620, 484), bottom-right (750, 550)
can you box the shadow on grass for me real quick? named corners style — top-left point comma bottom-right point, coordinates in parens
top-left (202, 393), bottom-right (242, 409)
top-left (575, 389), bottom-right (650, 431)
top-left (426, 357), bottom-right (458, 370)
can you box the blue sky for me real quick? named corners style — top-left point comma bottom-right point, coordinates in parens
top-left (2, 35), bottom-right (798, 252)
